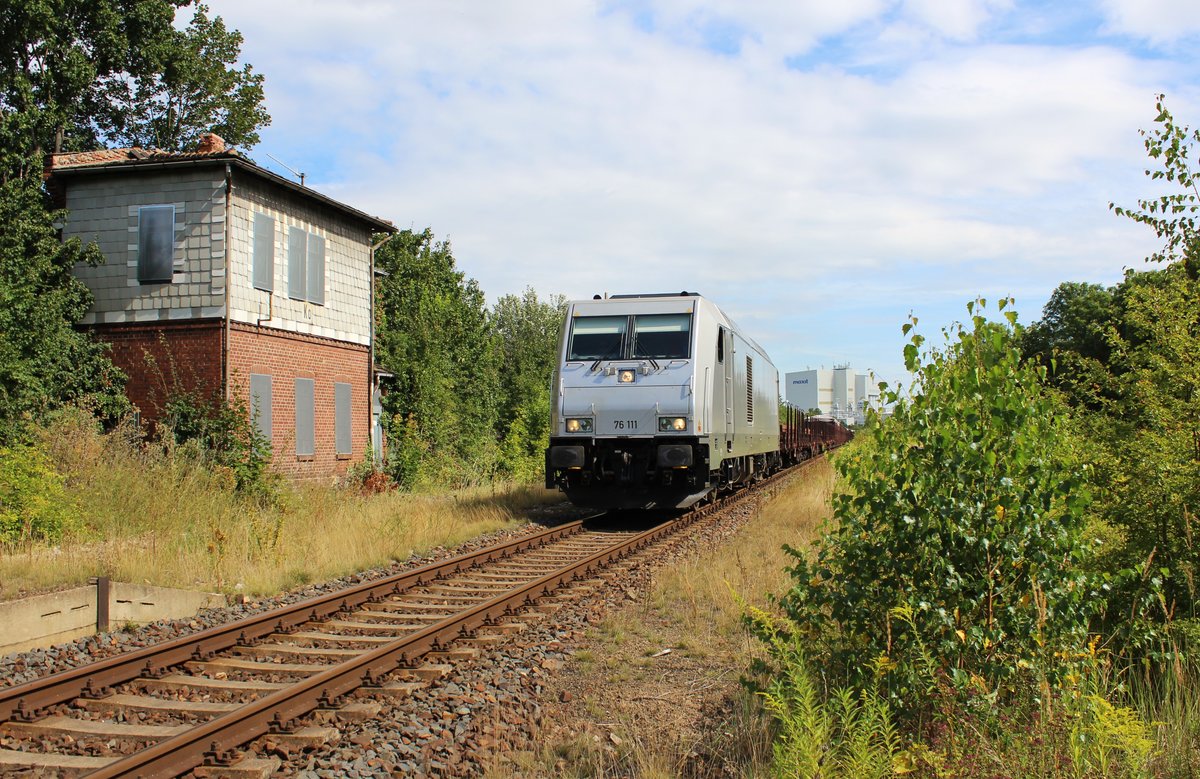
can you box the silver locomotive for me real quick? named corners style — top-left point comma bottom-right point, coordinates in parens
top-left (545, 292), bottom-right (783, 509)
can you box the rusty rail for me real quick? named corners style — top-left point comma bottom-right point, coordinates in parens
top-left (0, 518), bottom-right (588, 723)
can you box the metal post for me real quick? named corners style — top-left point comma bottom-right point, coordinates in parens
top-left (93, 576), bottom-right (111, 633)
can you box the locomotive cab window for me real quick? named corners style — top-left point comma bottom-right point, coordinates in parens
top-left (568, 316), bottom-right (627, 360)
top-left (632, 313), bottom-right (691, 359)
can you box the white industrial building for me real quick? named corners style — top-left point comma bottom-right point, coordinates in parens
top-left (784, 365), bottom-right (881, 426)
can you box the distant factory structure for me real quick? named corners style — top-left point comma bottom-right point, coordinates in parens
top-left (784, 364), bottom-right (881, 426)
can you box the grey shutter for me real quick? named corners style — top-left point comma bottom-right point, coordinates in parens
top-left (137, 205), bottom-right (175, 282)
top-left (253, 213), bottom-right (274, 291)
top-left (288, 227), bottom-right (307, 300)
top-left (335, 382), bottom-right (352, 454)
top-left (307, 233), bottom-right (325, 305)
top-left (295, 378), bottom-right (315, 456)
top-left (249, 374), bottom-right (272, 444)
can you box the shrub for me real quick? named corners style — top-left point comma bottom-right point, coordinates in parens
top-left (774, 299), bottom-right (1097, 717)
top-left (160, 386), bottom-right (278, 504)
top-left (0, 440), bottom-right (79, 545)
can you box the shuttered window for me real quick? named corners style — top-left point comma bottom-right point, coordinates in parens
top-left (295, 378), bottom-right (315, 457)
top-left (746, 356), bottom-right (754, 423)
top-left (287, 227), bottom-right (325, 305)
top-left (249, 374), bottom-right (272, 444)
top-left (307, 234), bottom-right (325, 305)
top-left (253, 213), bottom-right (274, 291)
top-left (137, 205), bottom-right (175, 283)
top-left (335, 382), bottom-right (352, 455)
top-left (288, 227), bottom-right (307, 301)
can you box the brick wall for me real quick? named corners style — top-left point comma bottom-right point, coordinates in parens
top-left (88, 321), bottom-right (224, 421)
top-left (227, 323), bottom-right (369, 480)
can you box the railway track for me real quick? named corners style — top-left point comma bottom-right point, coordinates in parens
top-left (0, 461), bottom-right (815, 778)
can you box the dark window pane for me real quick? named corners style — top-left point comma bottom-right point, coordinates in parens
top-left (137, 205), bottom-right (174, 283)
top-left (249, 374), bottom-right (272, 444)
top-left (568, 316), bottom-right (626, 360)
top-left (632, 313), bottom-right (691, 359)
top-left (335, 382), bottom-right (352, 454)
top-left (307, 233), bottom-right (325, 305)
top-left (295, 378), bottom-right (314, 456)
top-left (253, 213), bottom-right (274, 291)
top-left (288, 227), bottom-right (307, 300)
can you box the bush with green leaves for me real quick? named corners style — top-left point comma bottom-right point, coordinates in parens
top-left (775, 299), bottom-right (1096, 716)
top-left (161, 387), bottom-right (277, 504)
top-left (0, 440), bottom-right (79, 546)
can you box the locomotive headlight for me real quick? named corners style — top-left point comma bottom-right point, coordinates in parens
top-left (565, 417), bottom-right (593, 433)
top-left (618, 369), bottom-right (635, 384)
top-left (658, 417), bottom-right (688, 432)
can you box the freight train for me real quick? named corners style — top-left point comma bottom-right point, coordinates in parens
top-left (545, 292), bottom-right (851, 509)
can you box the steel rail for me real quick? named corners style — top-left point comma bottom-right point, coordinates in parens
top-left (85, 513), bottom-right (696, 778)
top-left (0, 517), bottom-right (593, 722)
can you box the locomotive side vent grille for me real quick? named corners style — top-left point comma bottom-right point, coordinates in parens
top-left (746, 356), bottom-right (754, 423)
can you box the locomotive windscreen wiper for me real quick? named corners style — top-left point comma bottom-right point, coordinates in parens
top-left (590, 343), bottom-right (623, 373)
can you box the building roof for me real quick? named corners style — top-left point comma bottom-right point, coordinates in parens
top-left (48, 134), bottom-right (396, 234)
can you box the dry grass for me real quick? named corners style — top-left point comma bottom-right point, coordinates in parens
top-left (649, 459), bottom-right (833, 640)
top-left (0, 413), bottom-right (561, 600)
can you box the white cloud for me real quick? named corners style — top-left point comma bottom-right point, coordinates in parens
top-left (1099, 0), bottom-right (1200, 44)
top-left (202, 0), bottom-right (1184, 380)
top-left (902, 0), bottom-right (1013, 41)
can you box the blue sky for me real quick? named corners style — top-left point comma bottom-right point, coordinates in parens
top-left (202, 0), bottom-right (1200, 387)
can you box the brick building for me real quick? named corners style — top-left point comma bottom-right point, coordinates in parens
top-left (48, 135), bottom-right (395, 478)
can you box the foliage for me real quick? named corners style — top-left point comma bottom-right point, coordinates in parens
top-left (341, 446), bottom-right (395, 494)
top-left (491, 287), bottom-right (565, 480)
top-left (0, 153), bottom-right (129, 442)
top-left (374, 229), bottom-right (500, 488)
top-left (747, 608), bottom-right (900, 779)
top-left (774, 299), bottom-right (1096, 716)
top-left (0, 0), bottom-right (268, 159)
top-left (160, 385), bottom-right (277, 504)
top-left (0, 439), bottom-right (79, 546)
top-left (1052, 261), bottom-right (1200, 628)
top-left (1110, 94), bottom-right (1200, 268)
top-left (96, 4), bottom-right (269, 151)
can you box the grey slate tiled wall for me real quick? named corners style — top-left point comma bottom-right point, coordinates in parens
top-left (66, 170), bottom-right (227, 324)
top-left (228, 177), bottom-right (372, 346)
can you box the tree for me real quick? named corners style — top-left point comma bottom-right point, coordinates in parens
top-left (95, 4), bottom-right (269, 151)
top-left (0, 0), bottom-right (268, 161)
top-left (1111, 94), bottom-right (1200, 271)
top-left (1018, 281), bottom-right (1117, 410)
top-left (0, 0), bottom-right (177, 157)
top-left (374, 229), bottom-right (499, 488)
top-left (1066, 261), bottom-right (1200, 626)
top-left (491, 287), bottom-right (565, 480)
top-left (0, 152), bottom-right (129, 441)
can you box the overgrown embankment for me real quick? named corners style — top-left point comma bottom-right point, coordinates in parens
top-left (0, 410), bottom-right (561, 599)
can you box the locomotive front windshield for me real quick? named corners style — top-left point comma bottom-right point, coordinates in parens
top-left (567, 312), bottom-right (692, 361)
top-left (632, 314), bottom-right (691, 359)
top-left (568, 316), bottom-right (627, 360)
